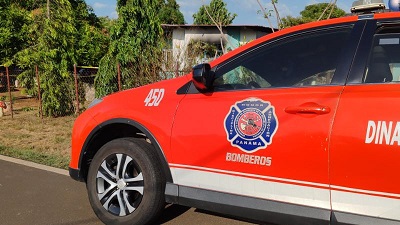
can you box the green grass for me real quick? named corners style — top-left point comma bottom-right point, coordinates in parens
top-left (0, 145), bottom-right (69, 169)
top-left (0, 89), bottom-right (75, 170)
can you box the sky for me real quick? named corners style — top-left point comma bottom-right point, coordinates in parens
top-left (84, 0), bottom-right (358, 27)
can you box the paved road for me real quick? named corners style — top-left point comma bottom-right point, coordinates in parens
top-left (0, 156), bottom-right (260, 225)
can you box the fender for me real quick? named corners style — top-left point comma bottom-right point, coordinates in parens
top-left (75, 118), bottom-right (172, 183)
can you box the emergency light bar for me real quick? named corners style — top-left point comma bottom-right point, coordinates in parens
top-left (351, 0), bottom-right (386, 13)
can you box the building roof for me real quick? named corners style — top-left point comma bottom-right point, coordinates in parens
top-left (161, 24), bottom-right (276, 33)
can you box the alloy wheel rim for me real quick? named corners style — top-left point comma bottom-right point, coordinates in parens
top-left (96, 153), bottom-right (144, 216)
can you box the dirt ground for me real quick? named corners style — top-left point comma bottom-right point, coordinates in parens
top-left (0, 89), bottom-right (75, 161)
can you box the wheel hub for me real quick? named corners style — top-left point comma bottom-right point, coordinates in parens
top-left (117, 179), bottom-right (127, 190)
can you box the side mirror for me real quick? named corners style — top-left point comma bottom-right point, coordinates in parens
top-left (192, 63), bottom-right (214, 91)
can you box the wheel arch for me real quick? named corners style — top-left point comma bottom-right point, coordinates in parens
top-left (78, 118), bottom-right (172, 183)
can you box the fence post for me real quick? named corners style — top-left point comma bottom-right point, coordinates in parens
top-left (117, 63), bottom-right (121, 91)
top-left (5, 66), bottom-right (13, 119)
top-left (74, 64), bottom-right (80, 114)
top-left (35, 66), bottom-right (43, 119)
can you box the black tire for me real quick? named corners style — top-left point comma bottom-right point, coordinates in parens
top-left (87, 138), bottom-right (165, 225)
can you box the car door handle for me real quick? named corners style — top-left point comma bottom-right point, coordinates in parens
top-left (285, 102), bottom-right (331, 115)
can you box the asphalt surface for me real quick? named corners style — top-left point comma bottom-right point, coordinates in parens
top-left (0, 156), bottom-right (260, 225)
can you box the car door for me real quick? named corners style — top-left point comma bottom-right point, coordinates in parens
top-left (170, 23), bottom-right (359, 213)
top-left (330, 21), bottom-right (400, 223)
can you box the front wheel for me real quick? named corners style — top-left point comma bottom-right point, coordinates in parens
top-left (87, 138), bottom-right (165, 225)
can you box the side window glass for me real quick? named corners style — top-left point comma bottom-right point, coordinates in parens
top-left (213, 66), bottom-right (271, 89)
top-left (364, 34), bottom-right (400, 83)
top-left (214, 27), bottom-right (353, 91)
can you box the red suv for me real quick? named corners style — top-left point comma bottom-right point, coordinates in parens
top-left (70, 4), bottom-right (400, 225)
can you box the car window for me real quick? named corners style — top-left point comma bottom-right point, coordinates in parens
top-left (213, 27), bottom-right (353, 91)
top-left (364, 34), bottom-right (400, 83)
top-left (213, 66), bottom-right (271, 90)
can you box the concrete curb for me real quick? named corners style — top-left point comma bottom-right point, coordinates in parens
top-left (0, 155), bottom-right (69, 176)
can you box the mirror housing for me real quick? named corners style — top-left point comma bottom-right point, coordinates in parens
top-left (192, 63), bottom-right (214, 91)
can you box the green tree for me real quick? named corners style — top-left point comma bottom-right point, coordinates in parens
top-left (0, 0), bottom-right (46, 11)
top-left (280, 3), bottom-right (346, 28)
top-left (159, 0), bottom-right (185, 24)
top-left (0, 3), bottom-right (32, 65)
top-left (96, 0), bottom-right (163, 97)
top-left (193, 0), bottom-right (237, 25)
top-left (280, 15), bottom-right (311, 28)
top-left (73, 0), bottom-right (109, 66)
top-left (36, 0), bottom-right (77, 117)
top-left (13, 0), bottom-right (109, 116)
top-left (71, 0), bottom-right (101, 28)
top-left (99, 16), bottom-right (117, 36)
top-left (301, 3), bottom-right (346, 21)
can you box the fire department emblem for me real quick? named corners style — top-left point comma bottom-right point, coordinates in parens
top-left (224, 98), bottom-right (278, 153)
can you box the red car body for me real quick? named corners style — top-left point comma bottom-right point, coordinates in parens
top-left (70, 10), bottom-right (400, 225)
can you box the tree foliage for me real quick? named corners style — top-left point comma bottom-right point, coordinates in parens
top-left (0, 0), bottom-right (45, 11)
top-left (0, 3), bottom-right (32, 66)
top-left (99, 16), bottom-right (117, 36)
top-left (159, 0), bottom-right (185, 24)
top-left (9, 0), bottom-right (109, 116)
top-left (301, 3), bottom-right (346, 20)
top-left (96, 0), bottom-right (163, 97)
top-left (280, 15), bottom-right (311, 28)
top-left (281, 3), bottom-right (346, 28)
top-left (34, 0), bottom-right (77, 116)
top-left (73, 1), bottom-right (109, 66)
top-left (193, 0), bottom-right (237, 25)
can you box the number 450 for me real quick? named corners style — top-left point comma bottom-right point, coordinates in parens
top-left (144, 89), bottom-right (165, 107)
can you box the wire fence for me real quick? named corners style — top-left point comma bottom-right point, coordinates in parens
top-left (0, 64), bottom-right (189, 119)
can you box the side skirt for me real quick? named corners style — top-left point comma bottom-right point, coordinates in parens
top-left (165, 183), bottom-right (330, 225)
top-left (331, 211), bottom-right (400, 225)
